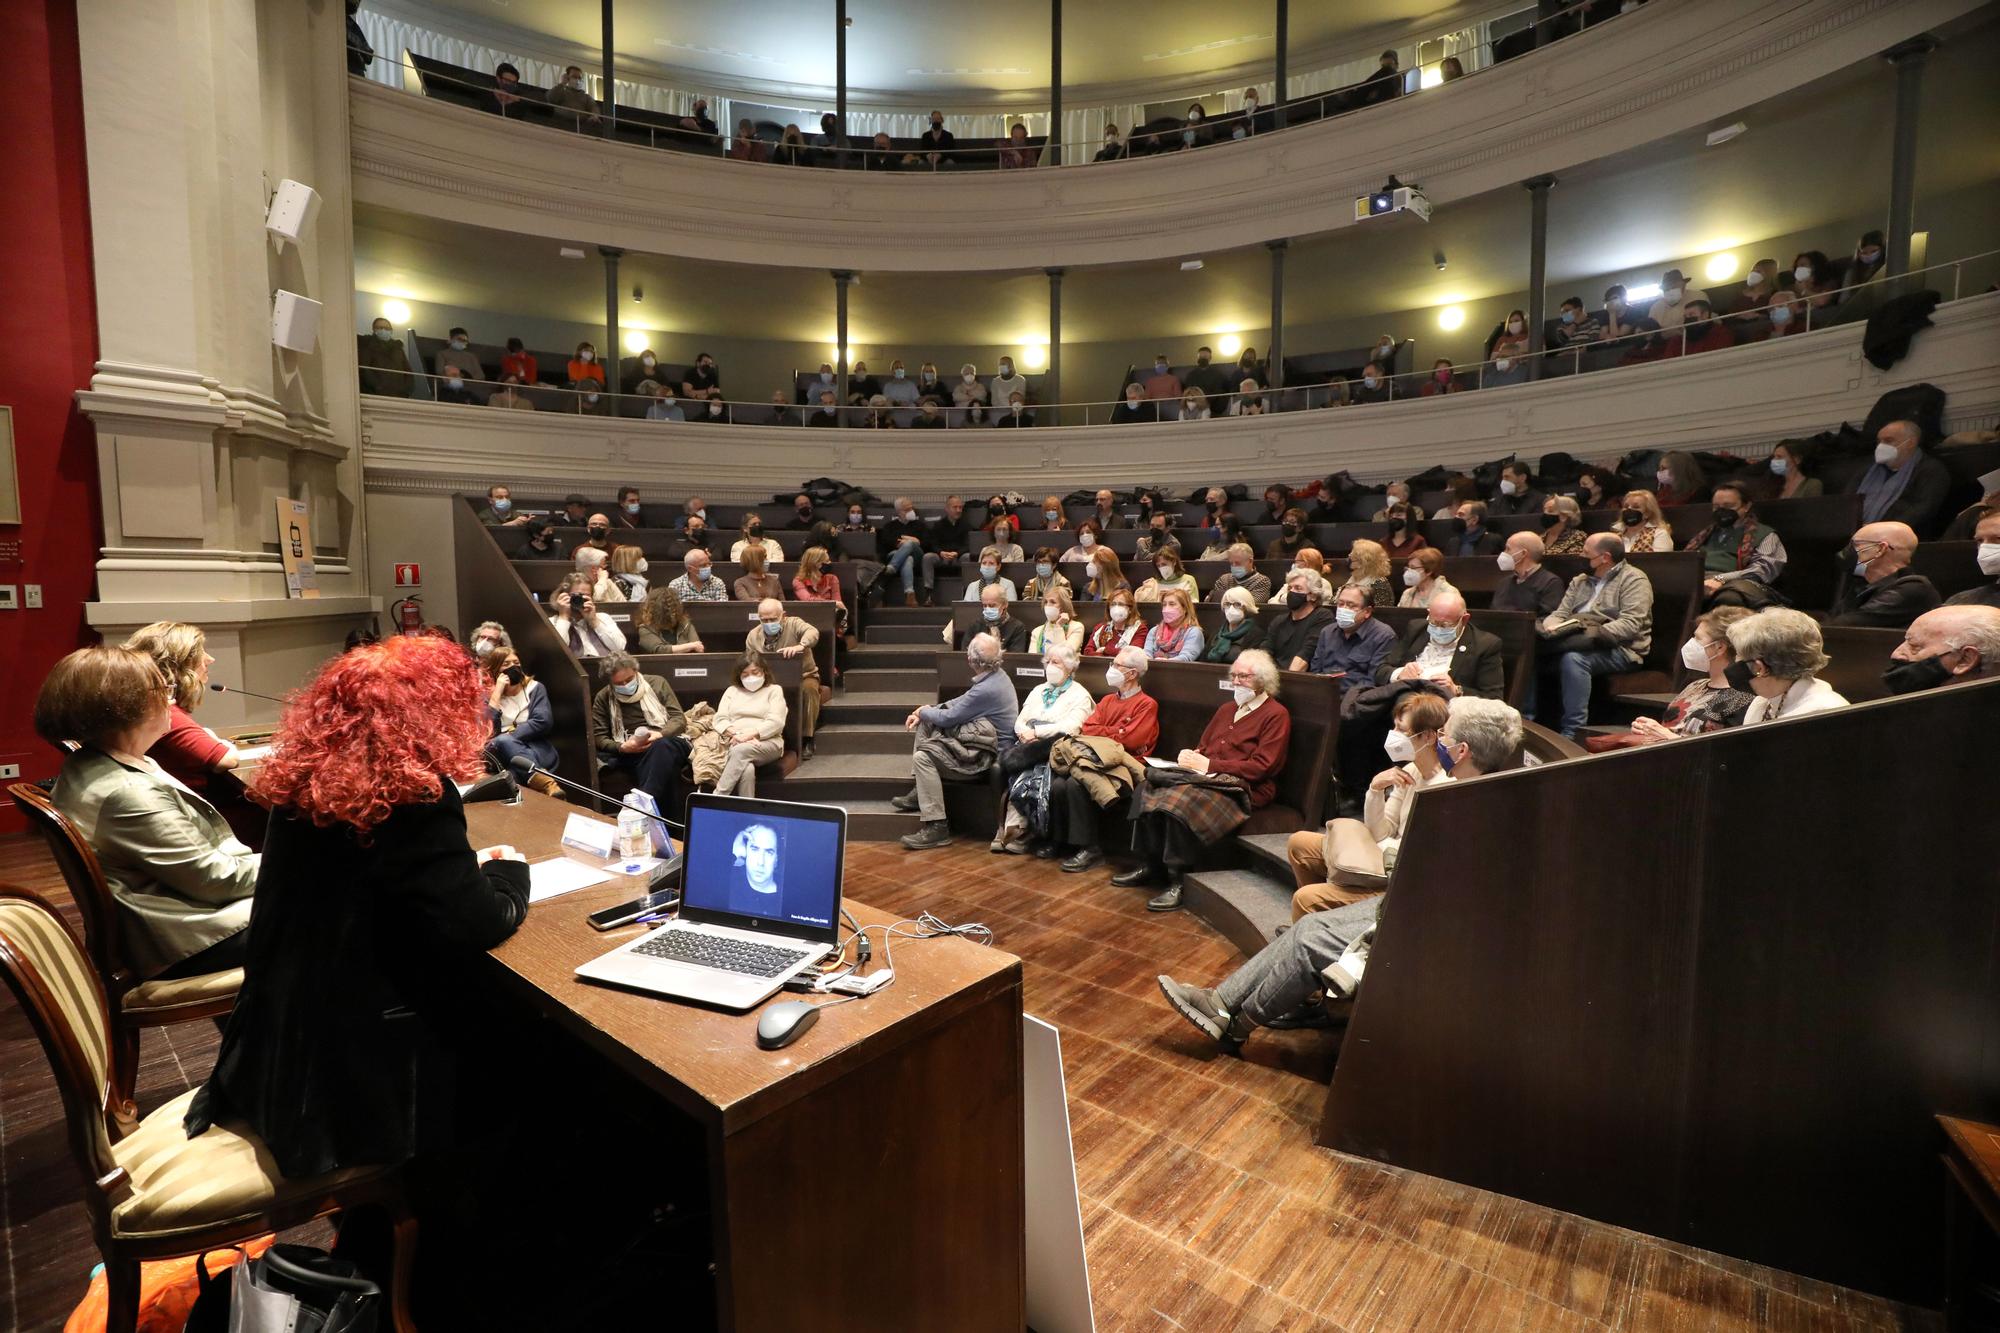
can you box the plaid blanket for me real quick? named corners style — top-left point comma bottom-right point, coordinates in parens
top-left (1130, 770), bottom-right (1252, 845)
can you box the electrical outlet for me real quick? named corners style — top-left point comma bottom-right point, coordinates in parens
top-left (0, 765), bottom-right (19, 781)
top-left (0, 585), bottom-right (16, 610)
top-left (24, 585), bottom-right (41, 608)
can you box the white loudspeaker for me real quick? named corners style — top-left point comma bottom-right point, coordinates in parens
top-left (271, 290), bottom-right (322, 353)
top-left (265, 179), bottom-right (321, 244)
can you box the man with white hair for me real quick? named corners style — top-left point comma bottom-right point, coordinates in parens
top-left (1539, 533), bottom-right (1653, 740)
top-left (1827, 521), bottom-right (1940, 629)
top-left (1050, 646), bottom-right (1161, 872)
top-left (667, 548), bottom-right (726, 603)
top-left (1160, 697), bottom-right (1523, 1050)
top-left (895, 633), bottom-right (1019, 850)
top-left (1848, 419), bottom-right (1952, 534)
top-left (1883, 605), bottom-right (2000, 694)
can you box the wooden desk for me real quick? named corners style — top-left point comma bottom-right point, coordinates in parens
top-left (465, 793), bottom-right (1027, 1332)
top-left (1940, 1116), bottom-right (2000, 1331)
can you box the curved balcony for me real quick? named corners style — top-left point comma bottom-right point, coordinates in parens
top-left (348, 0), bottom-right (1977, 272)
top-left (360, 286), bottom-right (2000, 500)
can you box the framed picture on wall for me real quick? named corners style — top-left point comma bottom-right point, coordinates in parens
top-left (0, 406), bottom-right (18, 525)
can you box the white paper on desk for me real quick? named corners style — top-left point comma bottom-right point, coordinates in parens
top-left (232, 743), bottom-right (274, 763)
top-left (1143, 756), bottom-right (1184, 770)
top-left (528, 856), bottom-right (613, 903)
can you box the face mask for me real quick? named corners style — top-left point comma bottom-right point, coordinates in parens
top-left (474, 639), bottom-right (495, 657)
top-left (1382, 729), bottom-right (1417, 763)
top-left (1109, 604), bottom-right (1130, 624)
top-left (1663, 288), bottom-right (1683, 303)
top-left (447, 377), bottom-right (464, 390)
top-left (1874, 442), bottom-right (1900, 466)
top-left (981, 605), bottom-right (1001, 622)
top-left (999, 364), bottom-right (1013, 377)
top-left (980, 566), bottom-right (999, 582)
top-left (1882, 654), bottom-right (1952, 696)
top-left (1607, 298), bottom-right (1624, 311)
top-left (1043, 510), bottom-right (1061, 524)
top-left (614, 679), bottom-right (641, 698)
top-left (1160, 605), bottom-right (1183, 626)
top-left (922, 371), bottom-right (935, 382)
top-left (1231, 684), bottom-right (1255, 706)
top-left (891, 368), bottom-right (905, 380)
top-left (962, 372), bottom-right (975, 384)
top-left (1499, 479), bottom-right (1517, 497)
top-left (624, 502), bottom-right (641, 516)
top-left (492, 497), bottom-right (512, 514)
top-left (1154, 361), bottom-right (1168, 374)
top-left (374, 327), bottom-right (393, 341)
top-left (1427, 622), bottom-right (1458, 644)
top-left (762, 621), bottom-right (782, 636)
top-left (1495, 553), bottom-right (1520, 577)
top-left (1508, 320), bottom-right (1524, 334)
top-left (1281, 522), bottom-right (1300, 539)
top-left (1794, 265), bottom-right (1813, 283)
top-left (1769, 305), bottom-right (1793, 327)
top-left (587, 527), bottom-right (609, 541)
top-left (1228, 564), bottom-right (1249, 580)
top-left (1036, 563), bottom-right (1054, 580)
top-left (1620, 508), bottom-right (1643, 527)
top-left (1859, 248), bottom-right (1882, 265)
top-left (1041, 603), bottom-right (1062, 623)
top-left (741, 674), bottom-right (765, 692)
top-left (1078, 531), bottom-right (1096, 548)
top-left (1105, 666), bottom-right (1127, 690)
top-left (580, 350), bottom-right (594, 362)
top-left (1495, 358), bottom-right (1512, 373)
top-left (1678, 636), bottom-right (1712, 672)
top-left (692, 566), bottom-right (710, 581)
top-left (1744, 270), bottom-right (1765, 289)
top-left (1976, 542), bottom-right (2000, 577)
top-left (1156, 563), bottom-right (1176, 580)
top-left (1560, 311), bottom-right (1576, 325)
top-left (642, 355), bottom-right (656, 367)
top-left (1183, 399), bottom-right (1199, 412)
top-left (1288, 591), bottom-right (1310, 611)
top-left (585, 394), bottom-right (600, 405)
top-left (1334, 606), bottom-right (1358, 629)
top-left (1768, 456), bottom-right (1790, 478)
top-left (1723, 660), bottom-right (1757, 693)
top-left (450, 337), bottom-right (467, 350)
top-left (1210, 603), bottom-right (1241, 628)
top-left (1403, 567), bottom-right (1421, 587)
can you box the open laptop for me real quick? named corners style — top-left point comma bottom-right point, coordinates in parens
top-left (575, 794), bottom-right (845, 1011)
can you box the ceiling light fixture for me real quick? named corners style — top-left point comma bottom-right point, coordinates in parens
top-left (1437, 306), bottom-right (1465, 331)
top-left (381, 299), bottom-right (411, 324)
top-left (1626, 283), bottom-right (1663, 302)
top-left (1705, 122), bottom-right (1748, 147)
top-left (632, 283), bottom-right (644, 303)
top-left (1703, 253), bottom-right (1739, 283)
top-left (1021, 344), bottom-right (1048, 370)
top-left (1217, 334), bottom-right (1243, 356)
top-left (1180, 259), bottom-right (1205, 271)
top-left (623, 330), bottom-right (650, 354)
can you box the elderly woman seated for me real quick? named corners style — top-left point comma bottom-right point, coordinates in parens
top-left (991, 642), bottom-right (1095, 853)
top-left (1204, 586), bottom-right (1267, 664)
top-left (37, 646), bottom-right (260, 980)
top-left (1111, 649), bottom-right (1292, 912)
top-left (1725, 608), bottom-right (1851, 722)
top-left (1626, 607), bottom-right (1757, 744)
top-left (1540, 495), bottom-right (1589, 555)
top-left (1045, 647), bottom-right (1161, 871)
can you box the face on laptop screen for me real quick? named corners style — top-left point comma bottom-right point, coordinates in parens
top-left (683, 802), bottom-right (841, 931)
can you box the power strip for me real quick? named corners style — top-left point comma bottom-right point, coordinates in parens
top-left (822, 968), bottom-right (894, 996)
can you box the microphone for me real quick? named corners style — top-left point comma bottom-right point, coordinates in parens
top-left (506, 755), bottom-right (686, 833)
top-left (210, 683), bottom-right (289, 705)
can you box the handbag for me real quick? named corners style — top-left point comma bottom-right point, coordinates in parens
top-left (185, 1243), bottom-right (382, 1333)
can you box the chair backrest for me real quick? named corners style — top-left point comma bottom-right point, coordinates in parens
top-left (8, 782), bottom-right (124, 990)
top-left (0, 889), bottom-right (122, 1190)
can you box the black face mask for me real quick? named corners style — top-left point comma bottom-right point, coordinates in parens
top-left (1620, 508), bottom-right (1644, 526)
top-left (1711, 506), bottom-right (1740, 528)
top-left (1723, 660), bottom-right (1757, 693)
top-left (1882, 654), bottom-right (1953, 695)
top-left (587, 527), bottom-right (609, 541)
top-left (747, 526), bottom-right (763, 538)
top-left (1450, 518), bottom-right (1469, 534)
top-left (1196, 355), bottom-right (1210, 366)
top-left (686, 530), bottom-right (709, 547)
top-left (1287, 591), bottom-right (1310, 610)
top-left (1281, 523), bottom-right (1300, 538)
top-left (1538, 512), bottom-right (1562, 529)
top-left (1151, 527), bottom-right (1168, 541)
top-left (1387, 517), bottom-right (1407, 533)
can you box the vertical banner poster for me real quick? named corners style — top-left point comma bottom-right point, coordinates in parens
top-left (276, 496), bottom-right (319, 598)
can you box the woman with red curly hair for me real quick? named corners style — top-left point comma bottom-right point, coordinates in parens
top-left (185, 634), bottom-right (530, 1179)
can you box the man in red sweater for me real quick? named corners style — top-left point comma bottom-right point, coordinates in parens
top-left (1050, 647), bottom-right (1160, 873)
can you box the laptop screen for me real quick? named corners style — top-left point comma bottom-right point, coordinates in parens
top-left (679, 795), bottom-right (844, 941)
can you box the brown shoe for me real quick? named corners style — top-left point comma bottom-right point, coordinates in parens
top-left (903, 592), bottom-right (919, 607)
top-left (527, 772), bottom-right (564, 800)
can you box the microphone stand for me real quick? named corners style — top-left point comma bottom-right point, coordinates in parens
top-left (507, 757), bottom-right (686, 834)
top-left (209, 683), bottom-right (289, 705)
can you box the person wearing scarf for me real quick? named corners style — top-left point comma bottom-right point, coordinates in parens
top-left (1684, 483), bottom-right (1788, 609)
top-left (591, 654), bottom-right (690, 816)
top-left (1143, 589), bottom-right (1205, 662)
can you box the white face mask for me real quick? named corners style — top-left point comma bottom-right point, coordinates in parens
top-left (1223, 604), bottom-right (1244, 625)
top-left (1507, 320), bottom-right (1523, 334)
top-left (1499, 480), bottom-right (1517, 496)
top-left (1108, 604), bottom-right (1130, 624)
top-left (642, 355), bottom-right (655, 367)
top-left (1662, 288), bottom-right (1683, 303)
top-left (1794, 265), bottom-right (1814, 282)
top-left (580, 350), bottom-right (594, 362)
top-left (1079, 531), bottom-right (1095, 547)
top-left (1680, 637), bottom-right (1711, 672)
top-left (1156, 563), bottom-right (1176, 580)
top-left (1496, 552), bottom-right (1516, 573)
top-left (1494, 358), bottom-right (1512, 373)
top-left (962, 373), bottom-right (975, 384)
top-left (1402, 567), bottom-right (1421, 587)
top-left (1230, 684), bottom-right (1255, 706)
top-left (474, 639), bottom-right (495, 656)
top-left (1744, 271), bottom-right (1764, 288)
top-left (1874, 442), bottom-right (1900, 466)
top-left (1043, 604), bottom-right (1061, 622)
top-left (1382, 729), bottom-right (1417, 763)
top-left (1977, 542), bottom-right (2000, 577)
top-left (1656, 469), bottom-right (1673, 486)
top-left (1769, 456), bottom-right (1789, 475)
top-left (741, 674), bottom-right (765, 692)
top-left (1044, 663), bottom-right (1067, 685)
top-left (1104, 666), bottom-right (1127, 690)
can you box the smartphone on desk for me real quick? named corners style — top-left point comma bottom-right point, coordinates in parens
top-left (586, 888), bottom-right (681, 931)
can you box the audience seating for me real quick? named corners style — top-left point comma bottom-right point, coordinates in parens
top-left (576, 654), bottom-right (807, 802)
top-left (7, 783), bottom-right (243, 1121)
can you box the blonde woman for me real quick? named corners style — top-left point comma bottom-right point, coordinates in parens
top-left (122, 620), bottom-right (265, 847)
top-left (1143, 587), bottom-right (1205, 661)
top-left (1029, 586), bottom-right (1084, 655)
top-left (606, 544), bottom-right (650, 600)
top-left (1346, 538), bottom-right (1396, 608)
top-left (1614, 490), bottom-right (1675, 552)
top-left (1085, 547), bottom-right (1130, 602)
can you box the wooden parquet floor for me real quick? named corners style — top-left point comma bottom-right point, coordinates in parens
top-left (0, 831), bottom-right (1936, 1332)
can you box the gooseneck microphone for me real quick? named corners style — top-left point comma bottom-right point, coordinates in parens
top-left (505, 755), bottom-right (687, 834)
top-left (209, 683), bottom-right (290, 705)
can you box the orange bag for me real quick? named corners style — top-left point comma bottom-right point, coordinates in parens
top-left (63, 1235), bottom-right (275, 1333)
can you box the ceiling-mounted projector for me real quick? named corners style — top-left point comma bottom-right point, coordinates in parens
top-left (1355, 176), bottom-right (1431, 224)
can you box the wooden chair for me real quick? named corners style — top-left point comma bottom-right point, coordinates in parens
top-left (0, 888), bottom-right (414, 1333)
top-left (8, 781), bottom-right (241, 1114)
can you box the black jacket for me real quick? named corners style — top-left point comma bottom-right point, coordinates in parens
top-left (1846, 451), bottom-right (1953, 537)
top-left (1488, 488), bottom-right (1546, 518)
top-left (1266, 608), bottom-right (1335, 671)
top-left (1493, 567), bottom-right (1565, 617)
top-left (186, 785), bottom-right (529, 1177)
top-left (1447, 526), bottom-right (1505, 557)
top-left (1827, 569), bottom-right (1942, 628)
top-left (927, 513), bottom-right (975, 558)
top-left (876, 514), bottom-right (927, 559)
top-left (1375, 622), bottom-right (1507, 699)
top-left (1110, 401), bottom-right (1157, 425)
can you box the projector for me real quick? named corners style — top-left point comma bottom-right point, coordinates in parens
top-left (1355, 184), bottom-right (1431, 223)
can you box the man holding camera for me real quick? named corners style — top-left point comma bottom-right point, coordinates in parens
top-left (547, 572), bottom-right (626, 657)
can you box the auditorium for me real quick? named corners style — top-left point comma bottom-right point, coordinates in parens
top-left (5, 0), bottom-right (2000, 1327)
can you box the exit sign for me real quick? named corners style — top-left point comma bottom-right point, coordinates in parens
top-left (393, 562), bottom-right (421, 587)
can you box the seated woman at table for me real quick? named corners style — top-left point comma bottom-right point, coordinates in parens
top-left (1112, 649), bottom-right (1291, 912)
top-left (1203, 586), bottom-right (1268, 664)
top-left (1086, 589), bottom-right (1145, 657)
top-left (39, 645), bottom-right (261, 980)
top-left (633, 585), bottom-right (705, 654)
top-left (692, 656), bottom-right (789, 798)
top-left (484, 649), bottom-right (560, 794)
top-left (733, 544), bottom-right (785, 602)
top-left (122, 619), bottom-right (266, 848)
top-left (185, 633), bottom-right (530, 1178)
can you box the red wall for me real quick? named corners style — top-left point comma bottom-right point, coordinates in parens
top-left (0, 0), bottom-right (102, 831)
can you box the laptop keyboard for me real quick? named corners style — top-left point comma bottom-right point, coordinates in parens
top-left (634, 929), bottom-right (810, 979)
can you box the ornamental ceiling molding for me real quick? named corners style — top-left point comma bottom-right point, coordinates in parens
top-left (349, 0), bottom-right (1976, 272)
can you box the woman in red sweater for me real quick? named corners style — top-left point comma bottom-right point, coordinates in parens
top-left (1046, 645), bottom-right (1160, 872)
top-left (1112, 648), bottom-right (1291, 911)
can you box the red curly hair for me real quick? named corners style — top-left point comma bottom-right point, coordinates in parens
top-left (256, 634), bottom-right (490, 833)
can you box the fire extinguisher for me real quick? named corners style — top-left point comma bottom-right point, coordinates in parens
top-left (391, 594), bottom-right (424, 635)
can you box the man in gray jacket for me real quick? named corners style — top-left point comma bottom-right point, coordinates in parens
top-left (1539, 533), bottom-right (1654, 739)
top-left (894, 633), bottom-right (1020, 850)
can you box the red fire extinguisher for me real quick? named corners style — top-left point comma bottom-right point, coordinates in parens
top-left (391, 594), bottom-right (425, 635)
